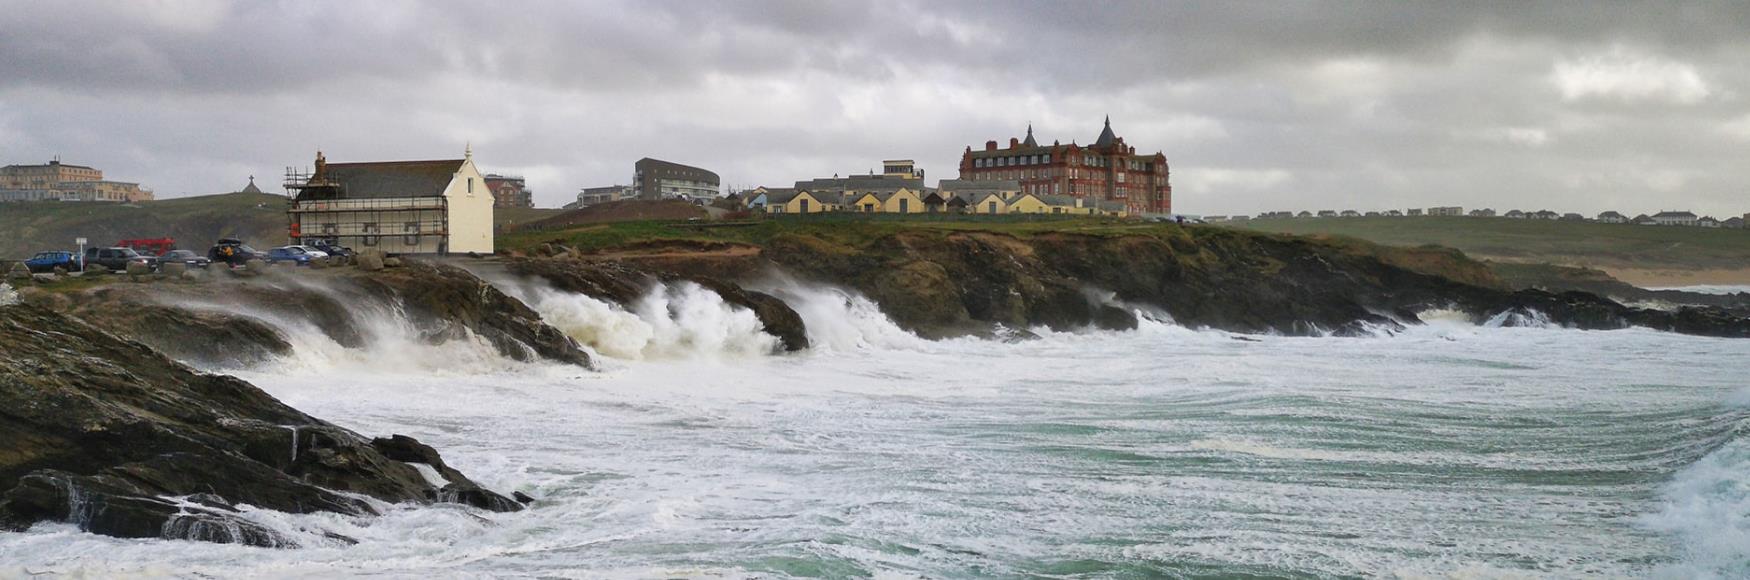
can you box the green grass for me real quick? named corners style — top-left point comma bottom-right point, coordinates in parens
top-left (496, 214), bottom-right (1175, 253)
top-left (1, 192), bottom-right (288, 259)
top-left (1226, 216), bottom-right (1750, 270)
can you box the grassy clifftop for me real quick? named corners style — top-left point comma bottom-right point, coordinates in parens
top-left (0, 192), bottom-right (288, 258)
top-left (1227, 216), bottom-right (1750, 271)
top-left (497, 215), bottom-right (1507, 290)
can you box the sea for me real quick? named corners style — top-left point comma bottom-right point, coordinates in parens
top-left (1, 280), bottom-right (1746, 579)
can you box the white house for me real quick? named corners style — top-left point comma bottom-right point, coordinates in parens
top-left (286, 148), bottom-right (494, 255)
top-left (1650, 211), bottom-right (1698, 226)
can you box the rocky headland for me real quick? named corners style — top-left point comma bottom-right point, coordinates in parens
top-left (2, 223), bottom-right (1747, 547)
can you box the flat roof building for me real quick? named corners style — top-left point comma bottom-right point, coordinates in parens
top-left (634, 158), bottom-right (720, 202)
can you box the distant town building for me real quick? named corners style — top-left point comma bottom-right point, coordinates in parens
top-left (1340, 210), bottom-right (1360, 217)
top-left (1560, 212), bottom-right (1585, 221)
top-left (1596, 211), bottom-right (1628, 224)
top-left (1385, 209), bottom-right (1404, 217)
top-left (1725, 216), bottom-right (1745, 229)
top-left (1531, 210), bottom-right (1560, 220)
top-left (1317, 210), bottom-right (1337, 218)
top-left (1632, 214), bottom-right (1656, 225)
top-left (1650, 211), bottom-right (1698, 226)
top-left (1428, 206), bottom-right (1463, 216)
top-left (483, 174), bottom-right (533, 209)
top-left (1698, 215), bottom-right (1721, 228)
top-left (796, 161), bottom-right (928, 200)
top-left (573, 185), bottom-right (631, 208)
top-left (1469, 208), bottom-right (1496, 217)
top-left (1258, 211), bottom-right (1295, 219)
top-left (284, 148), bottom-right (493, 255)
top-left (1365, 211), bottom-right (1382, 217)
top-left (634, 158), bottom-right (720, 202)
top-left (0, 159), bottom-right (153, 202)
top-left (1296, 210), bottom-right (1313, 218)
top-left (958, 118), bottom-right (1172, 214)
top-left (1406, 208), bottom-right (1425, 216)
top-left (1505, 210), bottom-right (1526, 219)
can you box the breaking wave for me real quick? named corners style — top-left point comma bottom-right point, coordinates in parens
top-left (508, 281), bottom-right (780, 361)
top-left (748, 275), bottom-right (924, 352)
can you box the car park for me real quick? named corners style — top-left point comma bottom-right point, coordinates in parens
top-left (24, 251), bottom-right (81, 273)
top-left (83, 247), bottom-right (158, 272)
top-left (159, 249), bottom-right (212, 269)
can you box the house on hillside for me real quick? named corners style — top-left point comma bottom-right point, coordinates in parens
top-left (1428, 206), bottom-right (1463, 216)
top-left (1340, 210), bottom-right (1360, 217)
top-left (285, 149), bottom-right (493, 255)
top-left (1296, 210), bottom-right (1313, 218)
top-left (1469, 208), bottom-right (1496, 217)
top-left (1724, 216), bottom-right (1745, 229)
top-left (766, 189), bottom-right (838, 213)
top-left (1532, 210), bottom-right (1560, 220)
top-left (1632, 214), bottom-right (1656, 225)
top-left (1651, 211), bottom-right (1698, 226)
top-left (1407, 208), bottom-right (1424, 216)
top-left (1365, 211), bottom-right (1382, 217)
top-left (1317, 210), bottom-right (1337, 218)
top-left (1597, 211), bottom-right (1628, 224)
top-left (1505, 210), bottom-right (1526, 219)
top-left (1698, 216), bottom-right (1721, 228)
top-left (1385, 209), bottom-right (1404, 217)
top-left (1561, 213), bottom-right (1585, 221)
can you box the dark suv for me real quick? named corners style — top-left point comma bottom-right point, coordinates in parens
top-left (84, 247), bottom-right (158, 272)
top-left (208, 238), bottom-right (266, 266)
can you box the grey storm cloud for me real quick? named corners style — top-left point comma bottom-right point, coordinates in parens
top-left (1, 0), bottom-right (1748, 216)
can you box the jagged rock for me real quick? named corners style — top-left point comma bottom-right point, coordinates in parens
top-left (358, 252), bottom-right (385, 271)
top-left (684, 277), bottom-right (808, 351)
top-left (1093, 305), bottom-right (1138, 331)
top-left (0, 304), bottom-right (521, 546)
top-left (30, 273), bottom-right (58, 284)
top-left (383, 257), bottom-right (403, 268)
top-left (85, 263), bottom-right (110, 275)
top-left (352, 261), bottom-right (592, 367)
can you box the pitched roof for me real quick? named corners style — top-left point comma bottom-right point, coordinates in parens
top-left (937, 179), bottom-right (1020, 193)
top-left (316, 159), bottom-right (464, 199)
top-left (1652, 210), bottom-right (1697, 218)
top-left (240, 176), bottom-right (263, 194)
top-left (1022, 124), bottom-right (1038, 147)
top-left (1093, 116), bottom-right (1117, 148)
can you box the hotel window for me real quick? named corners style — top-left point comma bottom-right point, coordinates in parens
top-left (362, 222), bottom-right (379, 246)
top-left (403, 222), bottom-right (421, 246)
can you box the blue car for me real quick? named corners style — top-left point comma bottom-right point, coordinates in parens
top-left (24, 251), bottom-right (81, 273)
top-left (265, 246), bottom-right (317, 265)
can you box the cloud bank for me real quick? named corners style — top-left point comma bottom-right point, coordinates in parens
top-left (1, 1), bottom-right (1747, 217)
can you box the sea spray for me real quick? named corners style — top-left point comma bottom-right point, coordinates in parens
top-left (0, 282), bottom-right (17, 306)
top-left (749, 277), bottom-right (924, 351)
top-left (505, 280), bottom-right (780, 361)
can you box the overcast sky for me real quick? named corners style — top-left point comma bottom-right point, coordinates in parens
top-left (2, 1), bottom-right (1747, 216)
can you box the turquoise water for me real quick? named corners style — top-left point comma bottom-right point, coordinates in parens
top-left (1, 290), bottom-right (1746, 578)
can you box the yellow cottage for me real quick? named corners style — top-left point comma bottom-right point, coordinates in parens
top-left (849, 191), bottom-right (884, 213)
top-left (768, 189), bottom-right (834, 214)
top-left (881, 188), bottom-right (926, 214)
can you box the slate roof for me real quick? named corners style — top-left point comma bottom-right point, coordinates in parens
top-left (1652, 210), bottom-right (1698, 218)
top-left (1093, 116), bottom-right (1118, 148)
top-left (937, 179), bottom-right (1020, 194)
top-left (311, 159), bottom-right (464, 200)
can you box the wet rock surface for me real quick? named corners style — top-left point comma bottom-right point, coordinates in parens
top-left (0, 305), bottom-right (522, 547)
top-left (530, 228), bottom-right (1750, 339)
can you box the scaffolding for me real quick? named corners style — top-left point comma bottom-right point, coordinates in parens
top-left (283, 166), bottom-right (452, 254)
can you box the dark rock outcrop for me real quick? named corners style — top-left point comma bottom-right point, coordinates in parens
top-left (18, 260), bottom-right (592, 369)
top-left (0, 304), bottom-right (522, 547)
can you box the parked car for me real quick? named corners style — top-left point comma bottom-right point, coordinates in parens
top-left (83, 247), bottom-right (158, 272)
top-left (158, 249), bottom-right (212, 269)
top-left (24, 251), bottom-right (81, 273)
top-left (306, 242), bottom-right (354, 258)
top-left (284, 245), bottom-right (329, 259)
top-left (208, 238), bottom-right (266, 266)
top-left (265, 246), bottom-right (320, 265)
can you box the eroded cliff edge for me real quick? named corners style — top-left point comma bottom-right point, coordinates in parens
top-left (0, 303), bottom-right (525, 547)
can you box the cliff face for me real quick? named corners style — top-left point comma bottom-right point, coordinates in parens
top-left (0, 304), bottom-right (523, 547)
top-left (18, 261), bottom-right (593, 370)
top-left (533, 227), bottom-right (1750, 339)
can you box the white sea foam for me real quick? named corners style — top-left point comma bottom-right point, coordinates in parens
top-left (4, 275), bottom-right (1746, 577)
top-left (504, 280), bottom-right (780, 361)
top-left (0, 282), bottom-right (16, 306)
top-left (1646, 284), bottom-right (1750, 295)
